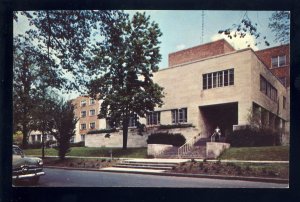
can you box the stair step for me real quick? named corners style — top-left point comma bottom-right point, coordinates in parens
top-left (114, 165), bottom-right (174, 170)
top-left (119, 162), bottom-right (178, 167)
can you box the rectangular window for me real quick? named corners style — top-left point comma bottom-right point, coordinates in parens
top-left (229, 69), bottom-right (234, 85)
top-left (212, 72), bottom-right (217, 88)
top-left (81, 134), bottom-right (85, 142)
top-left (90, 122), bottom-right (95, 129)
top-left (81, 100), bottom-right (86, 107)
top-left (207, 73), bottom-right (212, 89)
top-left (172, 108), bottom-right (187, 124)
top-left (147, 112), bottom-right (161, 125)
top-left (129, 114), bottom-right (137, 127)
top-left (203, 69), bottom-right (234, 90)
top-left (283, 96), bottom-right (286, 109)
top-left (279, 55), bottom-right (286, 67)
top-left (218, 71), bottom-right (223, 87)
top-left (271, 55), bottom-right (286, 68)
top-left (224, 70), bottom-right (229, 86)
top-left (203, 74), bottom-right (207, 89)
top-left (260, 75), bottom-right (278, 102)
top-left (90, 98), bottom-right (95, 105)
top-left (89, 109), bottom-right (96, 116)
top-left (37, 134), bottom-right (41, 142)
top-left (81, 111), bottom-right (86, 118)
top-left (81, 123), bottom-right (86, 130)
top-left (171, 110), bottom-right (178, 124)
top-left (31, 135), bottom-right (36, 142)
top-left (271, 57), bottom-right (278, 68)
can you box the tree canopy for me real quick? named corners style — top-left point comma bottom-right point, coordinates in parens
top-left (88, 12), bottom-right (164, 149)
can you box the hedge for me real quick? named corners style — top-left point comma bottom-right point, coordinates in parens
top-left (226, 128), bottom-right (281, 147)
top-left (87, 128), bottom-right (118, 134)
top-left (146, 132), bottom-right (186, 147)
top-left (158, 124), bottom-right (194, 130)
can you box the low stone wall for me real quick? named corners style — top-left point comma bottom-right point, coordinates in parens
top-left (147, 144), bottom-right (173, 157)
top-left (146, 126), bottom-right (200, 141)
top-left (85, 130), bottom-right (149, 148)
top-left (206, 142), bottom-right (230, 159)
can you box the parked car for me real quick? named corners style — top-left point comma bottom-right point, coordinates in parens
top-left (12, 145), bottom-right (45, 184)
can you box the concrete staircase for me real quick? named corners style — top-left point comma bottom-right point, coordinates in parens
top-left (101, 159), bottom-right (185, 173)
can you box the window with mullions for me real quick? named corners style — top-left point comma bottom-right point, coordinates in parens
top-left (202, 69), bottom-right (234, 90)
top-left (260, 75), bottom-right (278, 102)
top-left (147, 112), bottom-right (160, 125)
top-left (271, 55), bottom-right (286, 68)
top-left (129, 114), bottom-right (138, 127)
top-left (172, 108), bottom-right (187, 124)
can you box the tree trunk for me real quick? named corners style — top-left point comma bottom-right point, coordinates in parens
top-left (42, 132), bottom-right (45, 159)
top-left (21, 125), bottom-right (28, 149)
top-left (122, 119), bottom-right (129, 150)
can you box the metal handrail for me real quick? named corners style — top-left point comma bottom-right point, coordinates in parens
top-left (178, 133), bottom-right (202, 158)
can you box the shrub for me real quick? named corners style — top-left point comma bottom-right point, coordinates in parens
top-left (146, 132), bottom-right (186, 147)
top-left (87, 128), bottom-right (118, 134)
top-left (226, 128), bottom-right (280, 147)
top-left (158, 124), bottom-right (194, 130)
top-left (27, 142), bottom-right (43, 149)
top-left (70, 141), bottom-right (85, 147)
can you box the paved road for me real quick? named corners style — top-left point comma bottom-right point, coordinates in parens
top-left (15, 168), bottom-right (288, 188)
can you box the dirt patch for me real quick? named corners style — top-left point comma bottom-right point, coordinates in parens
top-left (43, 158), bottom-right (118, 169)
top-left (170, 160), bottom-right (289, 179)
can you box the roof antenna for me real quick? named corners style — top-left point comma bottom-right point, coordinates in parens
top-left (201, 10), bottom-right (205, 44)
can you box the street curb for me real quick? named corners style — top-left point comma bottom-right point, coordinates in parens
top-left (44, 166), bottom-right (289, 184)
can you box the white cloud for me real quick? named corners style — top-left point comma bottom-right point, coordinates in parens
top-left (211, 33), bottom-right (259, 51)
top-left (176, 44), bottom-right (186, 50)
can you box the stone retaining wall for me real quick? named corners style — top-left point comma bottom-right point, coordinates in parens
top-left (147, 144), bottom-right (173, 157)
top-left (206, 142), bottom-right (230, 159)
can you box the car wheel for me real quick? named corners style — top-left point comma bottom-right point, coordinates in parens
top-left (29, 176), bottom-right (40, 185)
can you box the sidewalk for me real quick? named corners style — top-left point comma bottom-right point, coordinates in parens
top-left (39, 155), bottom-right (289, 184)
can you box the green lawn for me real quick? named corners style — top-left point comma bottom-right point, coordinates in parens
top-left (24, 147), bottom-right (148, 158)
top-left (219, 146), bottom-right (289, 161)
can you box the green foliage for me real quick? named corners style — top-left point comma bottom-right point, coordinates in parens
top-left (226, 128), bottom-right (280, 147)
top-left (88, 12), bottom-right (164, 149)
top-left (69, 141), bottom-right (85, 147)
top-left (87, 128), bottom-right (118, 134)
top-left (158, 123), bottom-right (194, 129)
top-left (146, 132), bottom-right (186, 147)
top-left (13, 131), bottom-right (23, 146)
top-left (268, 11), bottom-right (290, 44)
top-left (51, 100), bottom-right (78, 160)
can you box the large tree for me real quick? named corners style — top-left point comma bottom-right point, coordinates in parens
top-left (13, 36), bottom-right (60, 148)
top-left (88, 12), bottom-right (164, 149)
top-left (13, 10), bottom-right (125, 148)
top-left (268, 11), bottom-right (290, 44)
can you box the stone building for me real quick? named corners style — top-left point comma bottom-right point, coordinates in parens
top-left (74, 39), bottom-right (290, 147)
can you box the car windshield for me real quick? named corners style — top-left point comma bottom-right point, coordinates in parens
top-left (12, 147), bottom-right (23, 155)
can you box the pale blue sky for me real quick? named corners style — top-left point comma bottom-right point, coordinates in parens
top-left (126, 10), bottom-right (282, 68)
top-left (14, 10), bottom-right (287, 99)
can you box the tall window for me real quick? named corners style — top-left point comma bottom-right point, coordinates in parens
top-left (129, 114), bottom-right (138, 127)
top-left (260, 75), bottom-right (277, 102)
top-left (81, 100), bottom-right (86, 107)
top-left (283, 96), bottom-right (286, 109)
top-left (147, 112), bottom-right (160, 125)
top-left (90, 98), bottom-right (95, 105)
top-left (81, 134), bottom-right (85, 142)
top-left (31, 135), bottom-right (36, 142)
top-left (203, 68), bottom-right (234, 90)
top-left (89, 109), bottom-right (96, 116)
top-left (81, 123), bottom-right (86, 130)
top-left (90, 122), bottom-right (95, 129)
top-left (271, 55), bottom-right (286, 68)
top-left (81, 111), bottom-right (86, 118)
top-left (172, 108), bottom-right (187, 124)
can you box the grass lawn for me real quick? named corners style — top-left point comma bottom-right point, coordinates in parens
top-left (219, 146), bottom-right (289, 161)
top-left (24, 147), bottom-right (148, 158)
